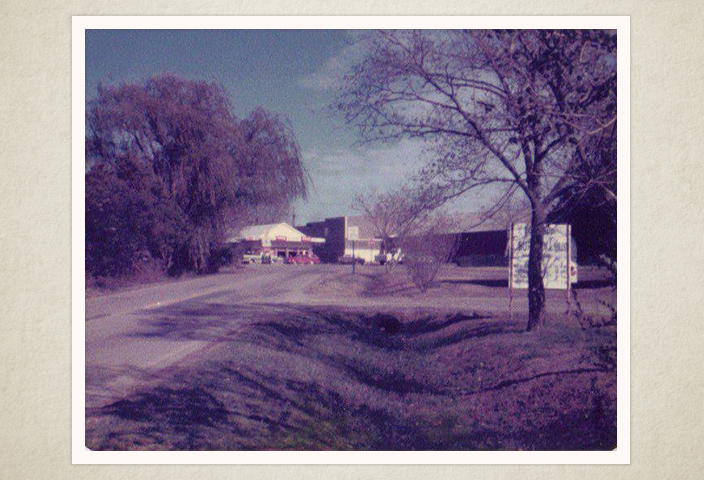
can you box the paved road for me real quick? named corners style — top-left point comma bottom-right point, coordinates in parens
top-left (85, 265), bottom-right (342, 410)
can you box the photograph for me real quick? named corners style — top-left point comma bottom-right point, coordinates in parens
top-left (78, 20), bottom-right (625, 458)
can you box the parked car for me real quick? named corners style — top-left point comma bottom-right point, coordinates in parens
top-left (287, 253), bottom-right (320, 265)
top-left (375, 248), bottom-right (404, 265)
top-left (338, 255), bottom-right (365, 265)
top-left (263, 255), bottom-right (285, 264)
top-left (241, 252), bottom-right (264, 264)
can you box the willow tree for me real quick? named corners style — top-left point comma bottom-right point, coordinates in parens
top-left (338, 30), bottom-right (617, 330)
top-left (86, 75), bottom-right (307, 274)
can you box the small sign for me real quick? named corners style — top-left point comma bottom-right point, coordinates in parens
top-left (275, 235), bottom-right (287, 241)
top-left (302, 236), bottom-right (311, 242)
top-left (347, 226), bottom-right (360, 241)
top-left (510, 223), bottom-right (574, 290)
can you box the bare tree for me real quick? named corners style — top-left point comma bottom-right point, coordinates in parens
top-left (353, 187), bottom-right (429, 272)
top-left (338, 30), bottom-right (617, 330)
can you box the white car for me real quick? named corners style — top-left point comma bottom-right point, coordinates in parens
top-left (376, 248), bottom-right (404, 265)
top-left (241, 252), bottom-right (263, 264)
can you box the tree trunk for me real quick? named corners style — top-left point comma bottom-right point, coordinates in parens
top-left (526, 206), bottom-right (547, 331)
top-left (190, 229), bottom-right (210, 274)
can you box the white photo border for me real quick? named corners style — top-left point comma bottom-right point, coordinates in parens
top-left (72, 15), bottom-right (630, 464)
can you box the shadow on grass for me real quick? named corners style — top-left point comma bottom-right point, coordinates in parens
top-left (442, 279), bottom-right (508, 288)
top-left (101, 386), bottom-right (228, 431)
top-left (441, 278), bottom-right (614, 290)
top-left (128, 302), bottom-right (506, 351)
top-left (90, 303), bottom-right (616, 451)
top-left (403, 312), bottom-right (485, 336)
top-left (90, 368), bottom-right (615, 451)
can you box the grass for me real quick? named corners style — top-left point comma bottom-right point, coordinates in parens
top-left (86, 305), bottom-right (616, 451)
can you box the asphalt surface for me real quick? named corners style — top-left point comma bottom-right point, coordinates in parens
top-left (85, 265), bottom-right (342, 410)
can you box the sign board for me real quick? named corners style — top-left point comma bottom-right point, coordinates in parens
top-left (275, 235), bottom-right (287, 241)
top-left (510, 223), bottom-right (574, 290)
top-left (347, 226), bottom-right (359, 241)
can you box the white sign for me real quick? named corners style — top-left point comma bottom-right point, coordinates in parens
top-left (347, 226), bottom-right (359, 241)
top-left (510, 223), bottom-right (575, 290)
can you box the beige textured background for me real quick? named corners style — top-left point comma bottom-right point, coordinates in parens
top-left (0, 0), bottom-right (701, 477)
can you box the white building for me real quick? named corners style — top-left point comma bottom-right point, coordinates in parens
top-left (343, 220), bottom-right (382, 264)
top-left (297, 215), bottom-right (382, 264)
top-left (227, 223), bottom-right (324, 261)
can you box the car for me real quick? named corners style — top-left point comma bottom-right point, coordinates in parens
top-left (287, 253), bottom-right (320, 265)
top-left (241, 252), bottom-right (263, 264)
top-left (338, 255), bottom-right (365, 265)
top-left (375, 248), bottom-right (404, 265)
top-left (263, 255), bottom-right (285, 264)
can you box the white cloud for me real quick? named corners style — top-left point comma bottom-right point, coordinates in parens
top-left (297, 42), bottom-right (366, 91)
top-left (295, 139), bottom-right (429, 222)
top-left (295, 137), bottom-right (515, 224)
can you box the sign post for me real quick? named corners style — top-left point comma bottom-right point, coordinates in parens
top-left (348, 226), bottom-right (359, 275)
top-left (352, 240), bottom-right (356, 274)
top-left (508, 224), bottom-right (514, 322)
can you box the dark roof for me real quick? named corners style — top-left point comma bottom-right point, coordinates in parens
top-left (440, 213), bottom-right (506, 234)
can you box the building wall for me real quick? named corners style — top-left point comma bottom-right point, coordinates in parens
top-left (444, 230), bottom-right (508, 266)
top-left (343, 239), bottom-right (381, 264)
top-left (298, 217), bottom-right (346, 263)
top-left (299, 216), bottom-right (384, 263)
top-left (299, 215), bottom-right (577, 268)
top-left (453, 230), bottom-right (509, 257)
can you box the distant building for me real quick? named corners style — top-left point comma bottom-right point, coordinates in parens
top-left (297, 215), bottom-right (382, 264)
top-left (437, 213), bottom-right (518, 266)
top-left (297, 211), bottom-right (528, 266)
top-left (227, 223), bottom-right (324, 260)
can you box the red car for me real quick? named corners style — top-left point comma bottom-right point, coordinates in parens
top-left (287, 253), bottom-right (320, 265)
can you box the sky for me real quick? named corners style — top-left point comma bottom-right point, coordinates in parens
top-left (85, 30), bottom-right (480, 224)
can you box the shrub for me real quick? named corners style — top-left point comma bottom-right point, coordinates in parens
top-left (453, 254), bottom-right (508, 267)
top-left (401, 217), bottom-right (456, 292)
